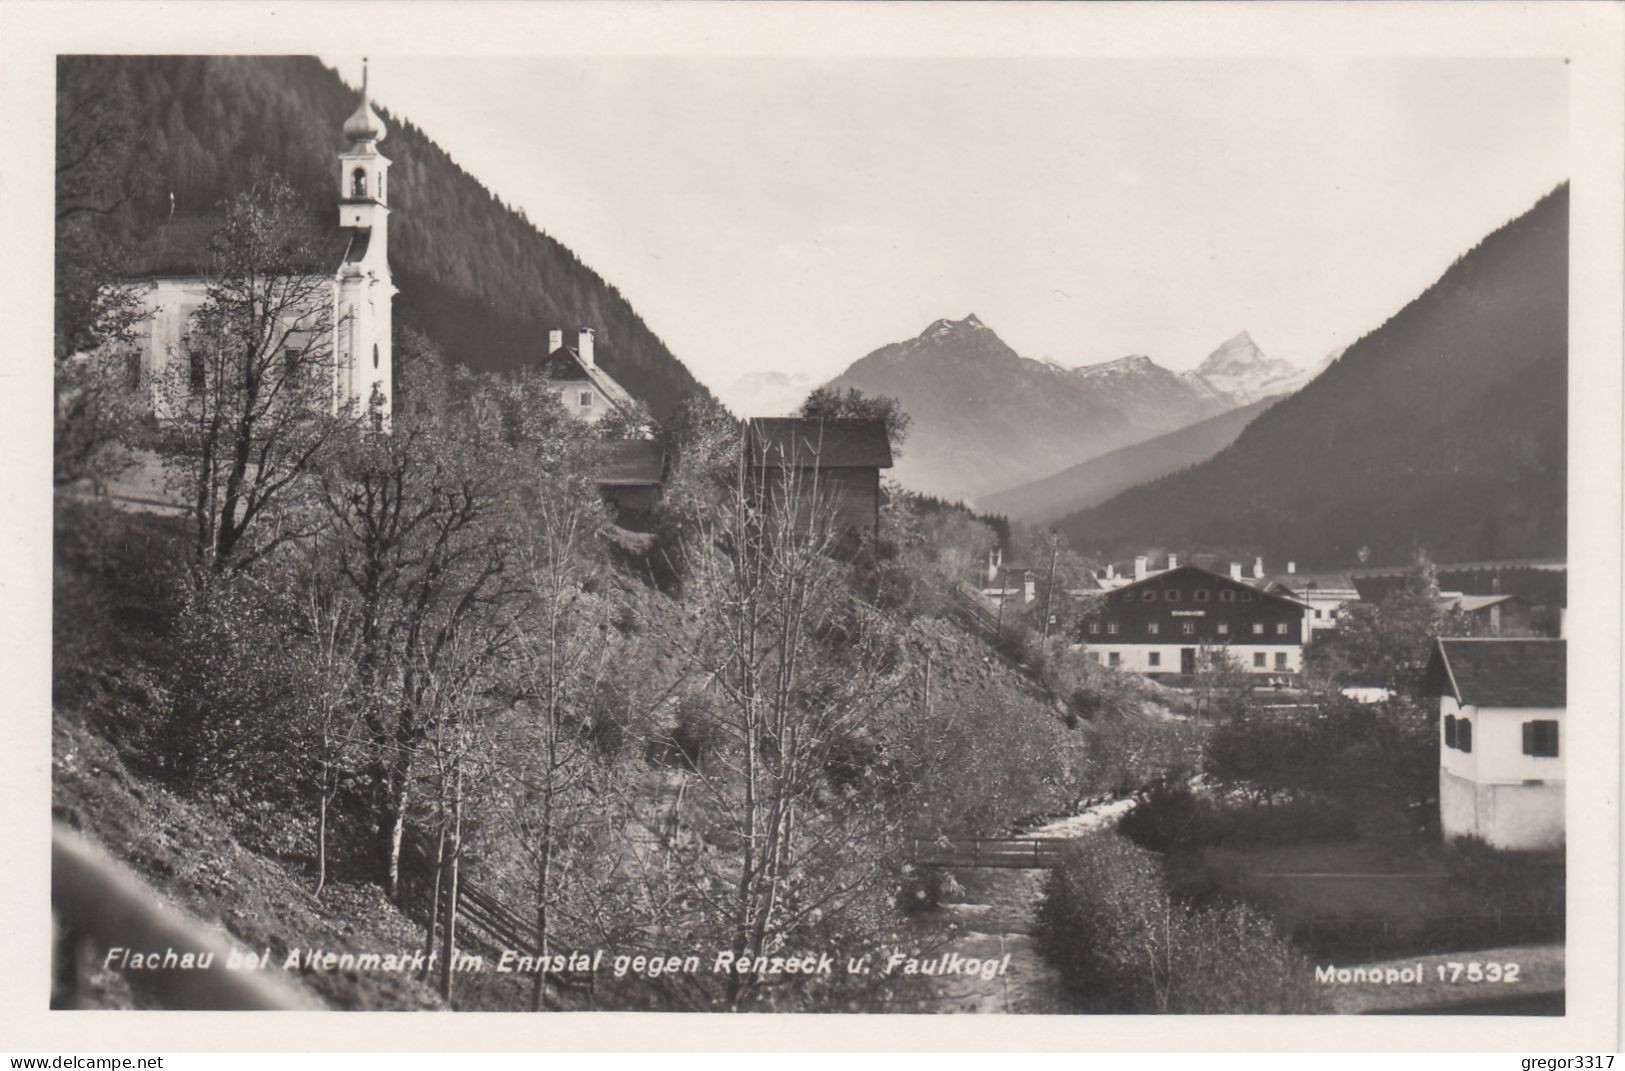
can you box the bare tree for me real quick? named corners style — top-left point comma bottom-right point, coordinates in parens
top-left (655, 433), bottom-right (912, 1009)
top-left (158, 175), bottom-right (350, 574)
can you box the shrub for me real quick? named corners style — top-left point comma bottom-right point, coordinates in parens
top-left (1036, 832), bottom-right (1323, 1013)
top-left (1118, 787), bottom-right (1359, 854)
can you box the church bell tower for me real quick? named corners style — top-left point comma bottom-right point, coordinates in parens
top-left (335, 59), bottom-right (394, 425)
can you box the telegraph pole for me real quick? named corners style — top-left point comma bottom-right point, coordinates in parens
top-left (1039, 530), bottom-right (1061, 650)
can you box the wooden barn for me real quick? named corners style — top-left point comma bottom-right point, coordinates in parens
top-left (743, 418), bottom-right (894, 536)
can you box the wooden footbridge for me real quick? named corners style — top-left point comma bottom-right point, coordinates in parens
top-left (909, 835), bottom-right (1071, 870)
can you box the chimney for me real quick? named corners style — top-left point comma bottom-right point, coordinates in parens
top-left (1492, 576), bottom-right (1502, 595)
top-left (1253, 556), bottom-right (1264, 580)
top-left (578, 327), bottom-right (596, 368)
top-left (1106, 563), bottom-right (1116, 580)
top-left (1134, 556), bottom-right (1148, 581)
top-left (1168, 554), bottom-right (1179, 570)
top-left (1230, 562), bottom-right (1242, 580)
top-left (1287, 561), bottom-right (1296, 575)
top-left (547, 329), bottom-right (563, 354)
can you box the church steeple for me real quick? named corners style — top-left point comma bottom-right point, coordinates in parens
top-left (343, 59), bottom-right (387, 144)
top-left (339, 58), bottom-right (391, 225)
top-left (333, 58), bottom-right (395, 429)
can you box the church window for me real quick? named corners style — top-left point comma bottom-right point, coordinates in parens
top-left (352, 168), bottom-right (367, 198)
top-left (373, 343), bottom-right (379, 370)
top-left (378, 172), bottom-right (385, 202)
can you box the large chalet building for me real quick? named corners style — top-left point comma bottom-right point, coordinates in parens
top-left (1076, 563), bottom-right (1312, 678)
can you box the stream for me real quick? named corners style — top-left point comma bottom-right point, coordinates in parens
top-left (894, 798), bottom-right (1137, 1014)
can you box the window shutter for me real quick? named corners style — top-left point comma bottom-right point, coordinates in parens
top-left (1522, 721), bottom-right (1534, 756)
top-left (1444, 714), bottom-right (1457, 749)
top-left (1459, 720), bottom-right (1472, 754)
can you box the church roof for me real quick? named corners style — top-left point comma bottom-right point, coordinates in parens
top-left (121, 216), bottom-right (365, 278)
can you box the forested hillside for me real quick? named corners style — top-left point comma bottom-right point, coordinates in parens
top-left (57, 55), bottom-right (705, 419)
top-left (981, 395), bottom-right (1281, 525)
top-left (1059, 185), bottom-right (1568, 570)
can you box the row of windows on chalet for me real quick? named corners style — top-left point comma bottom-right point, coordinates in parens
top-left (1086, 620), bottom-right (1292, 637)
top-left (1108, 587), bottom-right (1257, 603)
top-left (1096, 650), bottom-right (1292, 670)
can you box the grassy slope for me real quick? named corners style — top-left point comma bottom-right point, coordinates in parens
top-left (51, 499), bottom-right (445, 1011)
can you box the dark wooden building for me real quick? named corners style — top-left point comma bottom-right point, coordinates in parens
top-left (1076, 564), bottom-right (1312, 678)
top-left (744, 417), bottom-right (894, 535)
top-left (593, 439), bottom-right (668, 530)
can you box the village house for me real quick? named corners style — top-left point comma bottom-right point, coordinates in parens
top-left (120, 65), bottom-right (396, 425)
top-left (974, 546), bottom-right (1036, 612)
top-left (1075, 562), bottom-right (1312, 679)
top-left (1437, 592), bottom-right (1536, 636)
top-left (537, 328), bottom-right (637, 425)
top-left (1262, 563), bottom-right (1360, 633)
top-left (1422, 637), bottom-right (1565, 851)
top-left (743, 417), bottom-right (893, 536)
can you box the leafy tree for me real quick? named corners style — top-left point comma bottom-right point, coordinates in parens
top-left (1305, 553), bottom-right (1480, 690)
top-left (54, 58), bottom-right (150, 488)
top-left (799, 386), bottom-right (911, 459)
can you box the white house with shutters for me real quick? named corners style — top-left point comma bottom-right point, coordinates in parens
top-left (1422, 637), bottom-right (1565, 852)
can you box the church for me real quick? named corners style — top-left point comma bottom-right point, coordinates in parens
top-left (123, 65), bottom-right (396, 425)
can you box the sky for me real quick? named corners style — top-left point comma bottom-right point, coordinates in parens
top-left (321, 52), bottom-right (1567, 404)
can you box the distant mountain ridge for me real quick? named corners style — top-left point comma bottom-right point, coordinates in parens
top-left (1057, 185), bottom-right (1568, 569)
top-left (819, 314), bottom-right (1316, 502)
top-left (979, 394), bottom-right (1283, 524)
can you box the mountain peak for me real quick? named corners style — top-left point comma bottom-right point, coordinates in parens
top-left (922, 313), bottom-right (988, 340)
top-left (1196, 331), bottom-right (1267, 376)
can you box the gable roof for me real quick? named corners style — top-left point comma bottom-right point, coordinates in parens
top-left (1103, 563), bottom-right (1310, 610)
top-left (593, 439), bottom-right (667, 486)
top-left (745, 418), bottom-right (894, 470)
top-left (1423, 638), bottom-right (1565, 708)
top-left (1266, 572), bottom-right (1358, 595)
top-left (537, 346), bottom-right (636, 411)
top-left (1441, 593), bottom-right (1528, 614)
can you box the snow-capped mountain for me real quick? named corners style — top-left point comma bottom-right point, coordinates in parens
top-left (1194, 331), bottom-right (1310, 403)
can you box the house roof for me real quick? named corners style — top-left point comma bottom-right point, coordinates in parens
top-left (122, 216), bottom-right (365, 278)
top-left (538, 346), bottom-right (636, 411)
top-left (1423, 638), bottom-right (1565, 708)
top-left (1441, 593), bottom-right (1527, 614)
top-left (593, 439), bottom-right (666, 486)
top-left (745, 418), bottom-right (894, 470)
top-left (1100, 563), bottom-right (1311, 610)
top-left (1266, 572), bottom-right (1358, 595)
